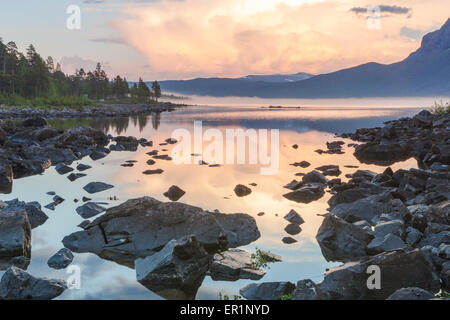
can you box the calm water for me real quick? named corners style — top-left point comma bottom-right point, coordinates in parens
top-left (0, 98), bottom-right (429, 299)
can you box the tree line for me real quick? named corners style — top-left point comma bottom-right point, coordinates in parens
top-left (0, 38), bottom-right (162, 107)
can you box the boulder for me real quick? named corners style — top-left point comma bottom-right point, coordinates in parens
top-left (62, 197), bottom-right (260, 267)
top-left (0, 208), bottom-right (31, 270)
top-left (0, 266), bottom-right (67, 300)
top-left (21, 117), bottom-right (47, 127)
top-left (386, 287), bottom-right (435, 300)
top-left (2, 199), bottom-right (48, 229)
top-left (316, 214), bottom-right (373, 262)
top-left (239, 282), bottom-right (295, 300)
top-left (0, 163), bottom-right (13, 194)
top-left (47, 248), bottom-right (74, 270)
top-left (318, 249), bottom-right (441, 300)
top-left (163, 185), bottom-right (186, 202)
top-left (283, 184), bottom-right (325, 204)
top-left (367, 234), bottom-right (406, 255)
top-left (292, 279), bottom-right (318, 300)
top-left (135, 236), bottom-right (211, 300)
top-left (354, 142), bottom-right (411, 166)
top-left (330, 193), bottom-right (391, 224)
top-left (441, 261), bottom-right (450, 290)
top-left (234, 184), bottom-right (252, 197)
top-left (302, 170), bottom-right (328, 184)
top-left (209, 249), bottom-right (266, 281)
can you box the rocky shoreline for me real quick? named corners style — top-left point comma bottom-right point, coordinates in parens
top-left (240, 110), bottom-right (449, 300)
top-left (0, 110), bottom-right (449, 300)
top-left (0, 102), bottom-right (187, 120)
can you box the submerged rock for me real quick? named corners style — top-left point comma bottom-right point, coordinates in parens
top-left (76, 163), bottom-right (91, 171)
top-left (163, 185), bottom-right (186, 201)
top-left (240, 282), bottom-right (295, 300)
top-left (234, 184), bottom-right (252, 197)
top-left (209, 249), bottom-right (266, 281)
top-left (47, 248), bottom-right (74, 270)
top-left (55, 163), bottom-right (74, 175)
top-left (0, 266), bottom-right (67, 300)
top-left (83, 182), bottom-right (114, 194)
top-left (75, 202), bottom-right (106, 219)
top-left (142, 169), bottom-right (164, 175)
top-left (283, 209), bottom-right (305, 225)
top-left (62, 197), bottom-right (260, 267)
top-left (67, 173), bottom-right (87, 182)
top-left (135, 236), bottom-right (211, 300)
top-left (284, 223), bottom-right (302, 236)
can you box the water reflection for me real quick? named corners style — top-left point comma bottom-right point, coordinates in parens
top-left (1, 103), bottom-right (422, 300)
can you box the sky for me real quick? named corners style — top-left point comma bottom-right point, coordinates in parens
top-left (0, 0), bottom-right (448, 81)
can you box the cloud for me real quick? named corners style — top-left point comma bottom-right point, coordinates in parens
top-left (350, 5), bottom-right (411, 16)
top-left (101, 0), bottom-right (448, 80)
top-left (400, 26), bottom-right (426, 40)
top-left (59, 56), bottom-right (111, 74)
top-left (89, 36), bottom-right (125, 44)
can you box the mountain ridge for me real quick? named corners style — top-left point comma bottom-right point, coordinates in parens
top-left (160, 18), bottom-right (450, 98)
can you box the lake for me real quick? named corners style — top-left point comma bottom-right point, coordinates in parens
top-left (0, 97), bottom-right (433, 299)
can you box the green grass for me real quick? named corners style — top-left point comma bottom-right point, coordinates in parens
top-left (0, 93), bottom-right (91, 110)
top-left (429, 100), bottom-right (450, 115)
top-left (250, 248), bottom-right (274, 270)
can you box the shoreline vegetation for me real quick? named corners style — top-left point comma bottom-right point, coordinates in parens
top-left (0, 38), bottom-right (188, 117)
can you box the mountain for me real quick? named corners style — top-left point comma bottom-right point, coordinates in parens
top-left (160, 18), bottom-right (450, 98)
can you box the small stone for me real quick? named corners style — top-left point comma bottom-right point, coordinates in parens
top-left (47, 248), bottom-right (74, 270)
top-left (282, 237), bottom-right (297, 244)
top-left (234, 184), bottom-right (252, 197)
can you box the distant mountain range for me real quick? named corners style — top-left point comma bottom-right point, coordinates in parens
top-left (159, 18), bottom-right (450, 98)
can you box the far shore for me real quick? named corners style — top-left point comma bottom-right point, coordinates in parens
top-left (0, 102), bottom-right (190, 120)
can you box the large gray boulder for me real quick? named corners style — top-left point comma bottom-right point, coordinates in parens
top-left (386, 287), bottom-right (435, 300)
top-left (62, 197), bottom-right (260, 267)
top-left (135, 236), bottom-right (211, 300)
top-left (330, 193), bottom-right (392, 224)
top-left (292, 279), bottom-right (319, 300)
top-left (0, 266), bottom-right (67, 300)
top-left (240, 282), bottom-right (295, 300)
top-left (75, 202), bottom-right (106, 219)
top-left (2, 199), bottom-right (48, 229)
top-left (209, 249), bottom-right (266, 281)
top-left (0, 163), bottom-right (13, 194)
top-left (0, 208), bottom-right (31, 270)
top-left (316, 214), bottom-right (373, 262)
top-left (318, 249), bottom-right (441, 300)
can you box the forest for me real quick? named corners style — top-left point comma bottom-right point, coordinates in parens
top-left (0, 39), bottom-right (161, 108)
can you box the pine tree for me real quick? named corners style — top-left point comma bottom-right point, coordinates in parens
top-left (152, 80), bottom-right (161, 101)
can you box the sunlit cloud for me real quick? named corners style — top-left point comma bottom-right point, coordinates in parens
top-left (105, 0), bottom-right (448, 79)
